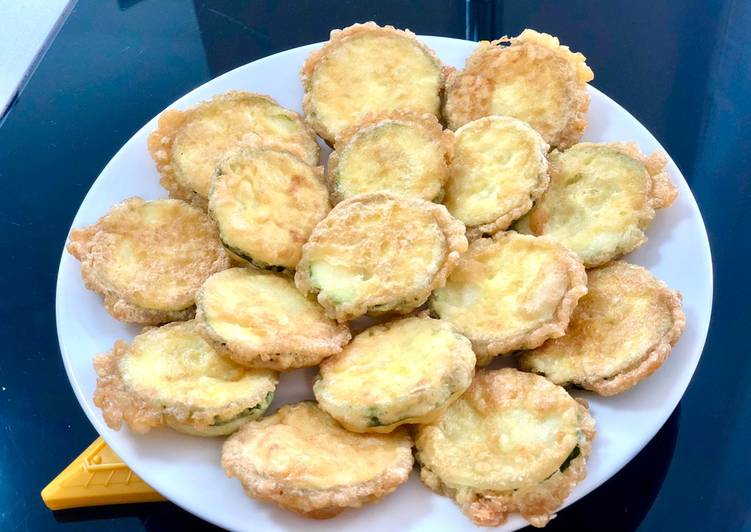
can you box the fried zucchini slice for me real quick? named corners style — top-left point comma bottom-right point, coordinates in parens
top-left (93, 321), bottom-right (278, 436)
top-left (430, 232), bottom-right (586, 365)
top-left (444, 29), bottom-right (593, 149)
top-left (196, 268), bottom-right (351, 370)
top-left (520, 261), bottom-right (685, 395)
top-left (314, 317), bottom-right (475, 433)
top-left (67, 198), bottom-right (231, 325)
top-left (148, 91), bottom-right (319, 207)
top-left (209, 146), bottom-right (330, 271)
top-left (515, 142), bottom-right (677, 267)
top-left (295, 193), bottom-right (468, 322)
top-left (221, 401), bottom-right (413, 518)
top-left (302, 22), bottom-right (444, 144)
top-left (415, 368), bottom-right (596, 528)
top-left (326, 111), bottom-right (453, 203)
top-left (444, 116), bottom-right (549, 238)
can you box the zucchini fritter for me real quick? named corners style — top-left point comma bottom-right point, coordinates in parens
top-left (444, 116), bottom-right (549, 238)
top-left (67, 198), bottom-right (231, 325)
top-left (209, 146), bottom-right (330, 271)
top-left (327, 111), bottom-right (453, 203)
top-left (444, 29), bottom-right (593, 149)
top-left (295, 193), bottom-right (468, 322)
top-left (519, 261), bottom-right (685, 395)
top-left (430, 232), bottom-right (587, 365)
top-left (302, 22), bottom-right (444, 144)
top-left (93, 321), bottom-right (277, 436)
top-left (148, 91), bottom-right (319, 207)
top-left (221, 401), bottom-right (413, 518)
top-left (515, 142), bottom-right (677, 267)
top-left (196, 268), bottom-right (351, 370)
top-left (415, 368), bottom-right (595, 528)
top-left (314, 317), bottom-right (475, 433)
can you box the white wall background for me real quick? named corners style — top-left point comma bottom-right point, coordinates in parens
top-left (0, 0), bottom-right (73, 116)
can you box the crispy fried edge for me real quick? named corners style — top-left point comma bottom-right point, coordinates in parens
top-left (525, 142), bottom-right (674, 268)
top-left (449, 116), bottom-right (550, 239)
top-left (167, 409), bottom-right (270, 437)
top-left (313, 317), bottom-right (475, 433)
top-left (208, 145), bottom-right (328, 272)
top-left (295, 192), bottom-right (468, 322)
top-left (328, 391), bottom-right (468, 435)
top-left (416, 378), bottom-right (596, 528)
top-left (523, 261), bottom-right (686, 396)
top-left (221, 402), bottom-right (414, 518)
top-left (605, 142), bottom-right (677, 210)
top-left (66, 197), bottom-right (231, 325)
top-left (326, 110), bottom-right (454, 204)
top-left (301, 22), bottom-right (445, 144)
top-left (92, 321), bottom-right (278, 435)
top-left (194, 270), bottom-right (351, 371)
top-left (444, 29), bottom-right (593, 149)
top-left (431, 233), bottom-right (587, 365)
top-left (147, 91), bottom-right (320, 208)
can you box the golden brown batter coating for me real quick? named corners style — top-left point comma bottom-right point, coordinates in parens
top-left (302, 22), bottom-right (445, 144)
top-left (295, 193), bottom-right (468, 322)
top-left (326, 111), bottom-right (453, 203)
top-left (515, 142), bottom-right (676, 267)
top-left (314, 316), bottom-right (475, 433)
top-left (444, 29), bottom-right (593, 149)
top-left (415, 368), bottom-right (595, 528)
top-left (221, 401), bottom-right (413, 518)
top-left (93, 321), bottom-right (277, 436)
top-left (67, 198), bottom-right (231, 325)
top-left (208, 146), bottom-right (330, 271)
top-left (444, 116), bottom-right (549, 238)
top-left (148, 91), bottom-right (319, 208)
top-left (430, 232), bottom-right (587, 365)
top-left (196, 268), bottom-right (351, 370)
top-left (519, 261), bottom-right (685, 395)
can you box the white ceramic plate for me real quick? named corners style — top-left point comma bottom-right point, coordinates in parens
top-left (56, 36), bottom-right (713, 531)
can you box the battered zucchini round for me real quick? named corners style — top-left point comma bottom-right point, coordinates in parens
top-left (444, 116), bottom-right (549, 238)
top-left (148, 91), bottom-right (319, 207)
top-left (430, 232), bottom-right (587, 365)
top-left (515, 142), bottom-right (677, 267)
top-left (326, 111), bottom-right (453, 203)
top-left (414, 368), bottom-right (596, 528)
top-left (221, 401), bottom-right (413, 518)
top-left (301, 22), bottom-right (444, 144)
top-left (196, 268), bottom-right (351, 370)
top-left (93, 321), bottom-right (278, 436)
top-left (67, 197), bottom-right (231, 325)
top-left (519, 261), bottom-right (685, 395)
top-left (314, 317), bottom-right (475, 433)
top-left (208, 146), bottom-right (330, 271)
top-left (295, 193), bottom-right (468, 322)
top-left (444, 29), bottom-right (593, 149)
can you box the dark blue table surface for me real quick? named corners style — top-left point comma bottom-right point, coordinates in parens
top-left (1, 1), bottom-right (749, 530)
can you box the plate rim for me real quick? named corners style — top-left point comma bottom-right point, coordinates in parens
top-left (55, 34), bottom-right (714, 530)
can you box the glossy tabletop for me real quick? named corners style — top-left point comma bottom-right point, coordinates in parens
top-left (1, 1), bottom-right (749, 530)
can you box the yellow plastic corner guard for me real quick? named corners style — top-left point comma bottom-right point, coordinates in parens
top-left (41, 437), bottom-right (165, 510)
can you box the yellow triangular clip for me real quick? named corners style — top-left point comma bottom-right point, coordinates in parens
top-left (41, 437), bottom-right (165, 510)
